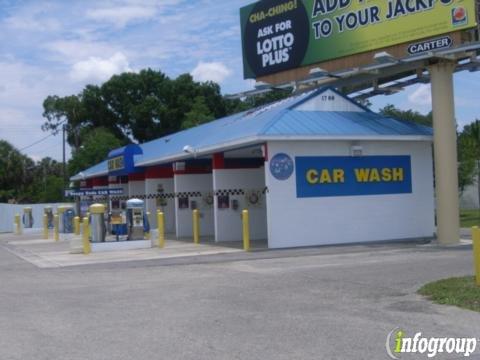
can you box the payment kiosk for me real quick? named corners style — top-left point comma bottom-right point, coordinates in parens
top-left (62, 206), bottom-right (75, 234)
top-left (44, 207), bottom-right (54, 228)
top-left (126, 199), bottom-right (149, 240)
top-left (22, 207), bottom-right (34, 228)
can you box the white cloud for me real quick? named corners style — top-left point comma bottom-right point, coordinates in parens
top-left (70, 52), bottom-right (132, 83)
top-left (408, 84), bottom-right (432, 106)
top-left (45, 40), bottom-right (122, 64)
top-left (86, 5), bottom-right (157, 28)
top-left (5, 15), bottom-right (61, 32)
top-left (2, 2), bottom-right (62, 33)
top-left (191, 62), bottom-right (232, 84)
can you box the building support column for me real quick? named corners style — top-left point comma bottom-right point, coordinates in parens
top-left (429, 61), bottom-right (460, 246)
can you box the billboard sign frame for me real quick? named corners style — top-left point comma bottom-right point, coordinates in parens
top-left (240, 0), bottom-right (478, 79)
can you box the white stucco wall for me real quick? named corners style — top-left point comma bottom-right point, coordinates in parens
top-left (128, 181), bottom-right (145, 197)
top-left (213, 168), bottom-right (267, 242)
top-left (145, 178), bottom-right (175, 233)
top-left (174, 174), bottom-right (214, 238)
top-left (0, 203), bottom-right (73, 233)
top-left (265, 140), bottom-right (435, 248)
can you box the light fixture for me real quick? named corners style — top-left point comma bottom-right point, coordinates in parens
top-left (308, 67), bottom-right (342, 79)
top-left (373, 51), bottom-right (397, 64)
top-left (183, 145), bottom-right (195, 154)
top-left (254, 81), bottom-right (271, 90)
top-left (351, 145), bottom-right (363, 157)
top-left (308, 67), bottom-right (329, 78)
top-left (183, 145), bottom-right (198, 158)
top-left (416, 70), bottom-right (430, 83)
top-left (468, 56), bottom-right (480, 72)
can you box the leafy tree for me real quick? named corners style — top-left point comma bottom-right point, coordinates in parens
top-left (23, 158), bottom-right (64, 203)
top-left (68, 127), bottom-right (126, 176)
top-left (36, 175), bottom-right (65, 203)
top-left (181, 97), bottom-right (215, 129)
top-left (225, 89), bottom-right (292, 114)
top-left (42, 69), bottom-right (229, 146)
top-left (42, 95), bottom-right (86, 151)
top-left (379, 106), bottom-right (480, 192)
top-left (459, 120), bottom-right (480, 159)
top-left (458, 120), bottom-right (480, 192)
top-left (379, 104), bottom-right (432, 126)
top-left (0, 140), bottom-right (35, 202)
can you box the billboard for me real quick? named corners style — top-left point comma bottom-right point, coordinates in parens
top-left (240, 0), bottom-right (478, 79)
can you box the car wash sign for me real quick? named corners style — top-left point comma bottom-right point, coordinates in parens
top-left (295, 156), bottom-right (412, 198)
top-left (240, 0), bottom-right (477, 78)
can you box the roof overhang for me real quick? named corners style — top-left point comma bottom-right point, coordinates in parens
top-left (70, 170), bottom-right (109, 181)
top-left (136, 134), bottom-right (433, 168)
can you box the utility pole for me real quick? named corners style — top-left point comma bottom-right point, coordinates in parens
top-left (429, 61), bottom-right (460, 245)
top-left (62, 124), bottom-right (67, 199)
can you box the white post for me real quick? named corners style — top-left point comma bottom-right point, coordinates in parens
top-left (429, 61), bottom-right (460, 246)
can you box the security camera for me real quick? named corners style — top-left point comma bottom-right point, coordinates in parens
top-left (183, 145), bottom-right (195, 154)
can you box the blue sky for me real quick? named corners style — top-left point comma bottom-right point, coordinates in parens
top-left (0, 0), bottom-right (479, 162)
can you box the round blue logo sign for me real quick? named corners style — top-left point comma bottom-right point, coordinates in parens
top-left (270, 153), bottom-right (294, 181)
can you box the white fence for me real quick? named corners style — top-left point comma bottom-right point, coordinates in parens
top-left (461, 181), bottom-right (480, 210)
top-left (0, 203), bottom-right (74, 233)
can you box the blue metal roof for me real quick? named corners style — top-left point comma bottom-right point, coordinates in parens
top-left (135, 91), bottom-right (310, 166)
top-left (264, 111), bottom-right (432, 136)
top-left (136, 88), bottom-right (432, 166)
top-left (72, 88), bottom-right (433, 179)
top-left (70, 159), bottom-right (109, 181)
top-left (108, 144), bottom-right (142, 159)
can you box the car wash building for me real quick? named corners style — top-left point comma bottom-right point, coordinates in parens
top-left (70, 88), bottom-right (435, 249)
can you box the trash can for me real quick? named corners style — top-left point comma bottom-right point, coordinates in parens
top-left (90, 204), bottom-right (106, 243)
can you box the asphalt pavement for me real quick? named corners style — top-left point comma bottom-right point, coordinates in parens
top-left (1, 234), bottom-right (479, 360)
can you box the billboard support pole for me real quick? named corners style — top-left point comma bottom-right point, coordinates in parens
top-left (429, 61), bottom-right (460, 246)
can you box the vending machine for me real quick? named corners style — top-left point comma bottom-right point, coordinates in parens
top-left (126, 199), bottom-right (149, 240)
top-left (44, 207), bottom-right (54, 229)
top-left (62, 207), bottom-right (75, 234)
top-left (22, 207), bottom-right (34, 228)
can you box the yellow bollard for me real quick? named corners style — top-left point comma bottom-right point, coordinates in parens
top-left (53, 214), bottom-right (59, 241)
top-left (193, 209), bottom-right (200, 244)
top-left (43, 214), bottom-right (49, 239)
top-left (473, 227), bottom-right (480, 286)
top-left (145, 211), bottom-right (151, 240)
top-left (14, 213), bottom-right (21, 235)
top-left (74, 216), bottom-right (80, 236)
top-left (82, 217), bottom-right (91, 255)
top-left (242, 210), bottom-right (250, 252)
top-left (157, 211), bottom-right (165, 248)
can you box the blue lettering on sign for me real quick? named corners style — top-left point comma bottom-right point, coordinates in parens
top-left (295, 156), bottom-right (412, 198)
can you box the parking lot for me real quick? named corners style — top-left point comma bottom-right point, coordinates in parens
top-left (1, 232), bottom-right (480, 360)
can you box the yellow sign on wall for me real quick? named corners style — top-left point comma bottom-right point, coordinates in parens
top-left (108, 156), bottom-right (125, 172)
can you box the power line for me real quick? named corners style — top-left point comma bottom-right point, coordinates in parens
top-left (29, 142), bottom-right (62, 157)
top-left (15, 120), bottom-right (67, 153)
top-left (18, 133), bottom-right (55, 152)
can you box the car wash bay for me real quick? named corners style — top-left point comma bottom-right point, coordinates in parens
top-left (166, 147), bottom-right (269, 245)
top-left (71, 88), bottom-right (435, 249)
